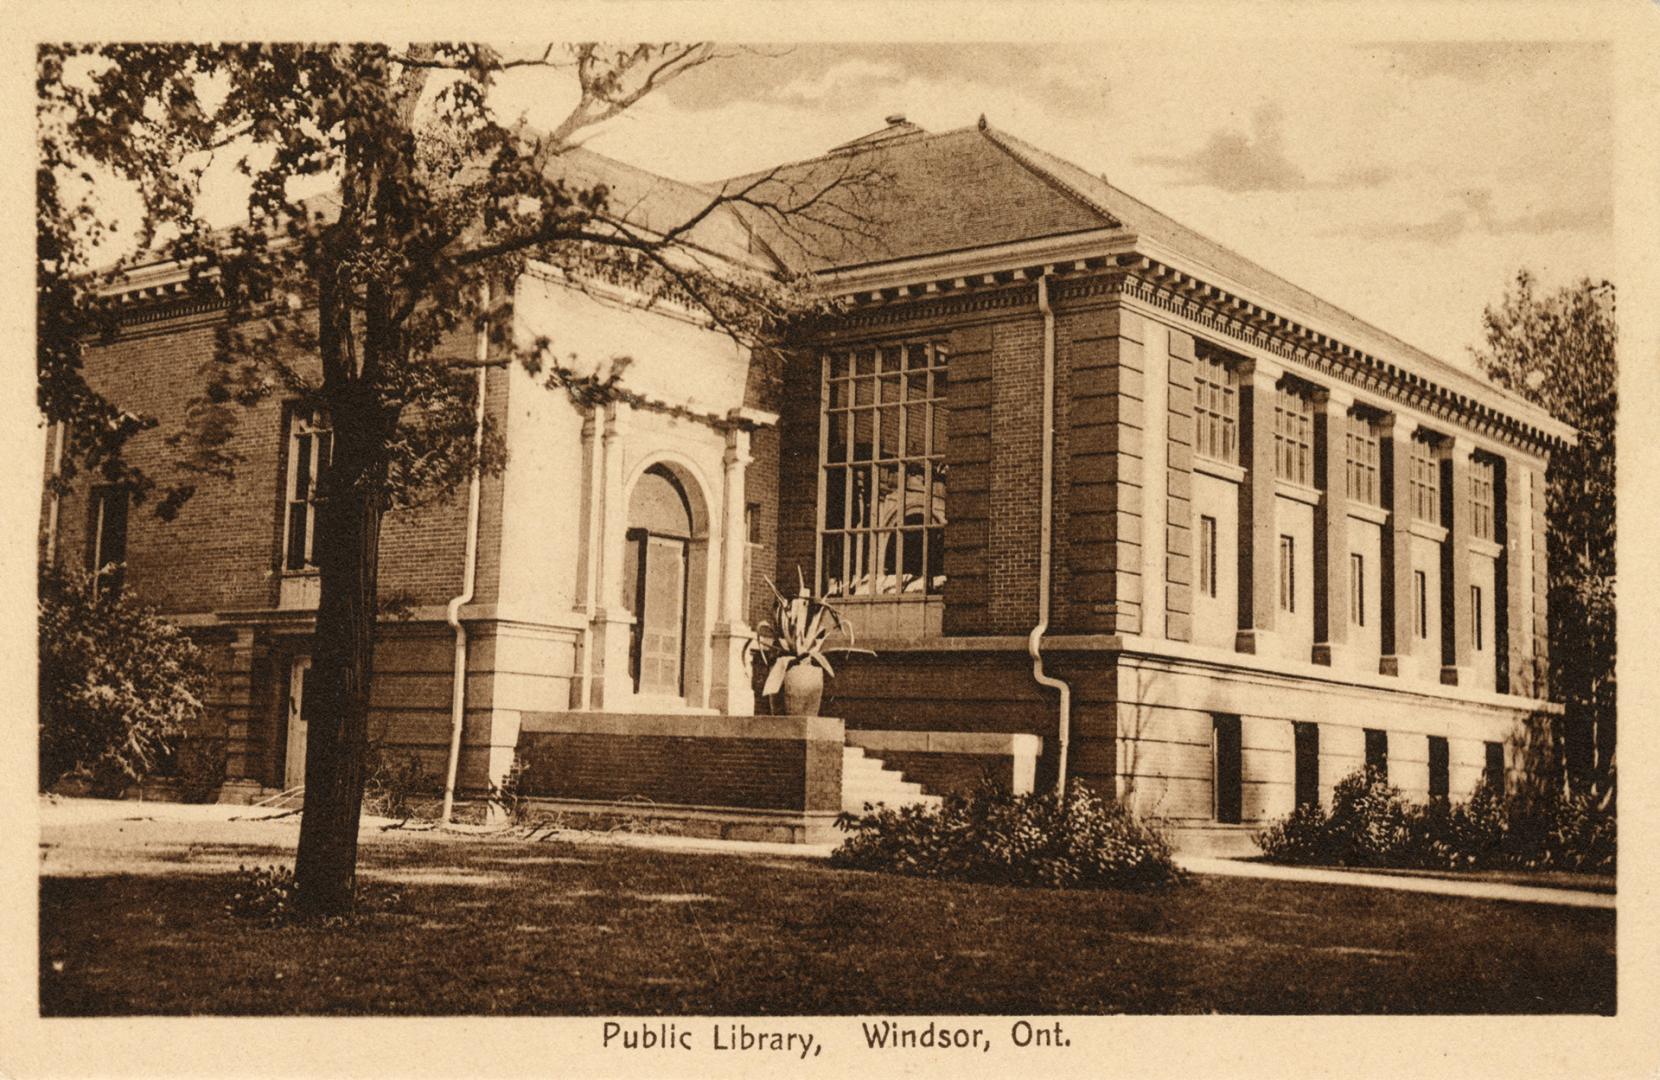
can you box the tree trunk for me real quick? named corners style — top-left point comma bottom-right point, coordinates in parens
top-left (294, 258), bottom-right (390, 917)
top-left (293, 444), bottom-right (384, 917)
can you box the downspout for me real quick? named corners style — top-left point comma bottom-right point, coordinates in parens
top-left (43, 420), bottom-right (66, 565)
top-left (440, 284), bottom-right (490, 824)
top-left (577, 407), bottom-right (604, 710)
top-left (1027, 272), bottom-right (1073, 798)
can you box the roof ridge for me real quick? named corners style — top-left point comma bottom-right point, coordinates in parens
top-left (977, 123), bottom-right (1122, 230)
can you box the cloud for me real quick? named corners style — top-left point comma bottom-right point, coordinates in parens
top-left (1360, 41), bottom-right (1587, 83)
top-left (1135, 103), bottom-right (1392, 193)
top-left (1333, 186), bottom-right (1613, 245)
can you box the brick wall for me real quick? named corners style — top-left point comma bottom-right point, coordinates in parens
top-left (515, 713), bottom-right (843, 812)
top-left (61, 311), bottom-right (481, 616)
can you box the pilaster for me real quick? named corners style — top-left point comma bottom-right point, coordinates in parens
top-left (710, 426), bottom-right (756, 715)
top-left (1165, 328), bottom-right (1197, 642)
top-left (1235, 358), bottom-right (1280, 654)
top-left (1440, 436), bottom-right (1473, 685)
top-left (1312, 386), bottom-right (1351, 667)
top-left (1379, 414), bottom-right (1414, 676)
top-left (1069, 304), bottom-right (1144, 634)
top-left (593, 403), bottom-right (636, 710)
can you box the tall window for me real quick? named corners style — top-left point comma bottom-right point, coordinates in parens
top-left (1364, 728), bottom-right (1388, 780)
top-left (1294, 721), bottom-right (1320, 809)
top-left (1345, 413), bottom-right (1380, 505)
top-left (1278, 535), bottom-right (1295, 612)
top-left (1471, 585), bottom-right (1484, 650)
top-left (1409, 435), bottom-right (1440, 524)
top-left (1198, 515), bottom-right (1218, 598)
top-left (283, 408), bottom-right (332, 572)
top-left (1414, 570), bottom-right (1429, 639)
top-left (1193, 352), bottom-right (1238, 463)
top-left (820, 343), bottom-right (947, 598)
top-left (1428, 736), bottom-right (1450, 801)
top-left (1213, 714), bottom-right (1242, 824)
top-left (1469, 457), bottom-right (1495, 541)
top-left (1273, 385), bottom-right (1312, 485)
top-left (87, 484), bottom-right (130, 596)
top-left (1349, 552), bottom-right (1365, 626)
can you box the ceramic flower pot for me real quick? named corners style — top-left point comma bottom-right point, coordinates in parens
top-left (781, 662), bottom-right (825, 717)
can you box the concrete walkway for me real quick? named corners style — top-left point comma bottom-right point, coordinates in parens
top-left (1175, 855), bottom-right (1616, 909)
top-left (37, 797), bottom-right (1613, 908)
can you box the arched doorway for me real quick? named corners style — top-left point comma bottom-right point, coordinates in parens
top-left (623, 465), bottom-right (695, 699)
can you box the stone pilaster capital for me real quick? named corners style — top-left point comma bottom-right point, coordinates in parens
top-left (1235, 356), bottom-right (1283, 387)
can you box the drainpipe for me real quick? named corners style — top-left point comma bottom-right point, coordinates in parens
top-left (440, 284), bottom-right (491, 824)
top-left (43, 420), bottom-right (66, 565)
top-left (577, 406), bottom-right (604, 710)
top-left (1027, 271), bottom-right (1073, 798)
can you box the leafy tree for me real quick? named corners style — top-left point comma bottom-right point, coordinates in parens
top-left (39, 43), bottom-right (874, 916)
top-left (1471, 271), bottom-right (1615, 795)
top-left (39, 563), bottom-right (209, 793)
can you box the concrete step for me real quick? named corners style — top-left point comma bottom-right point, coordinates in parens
top-left (840, 746), bottom-right (941, 815)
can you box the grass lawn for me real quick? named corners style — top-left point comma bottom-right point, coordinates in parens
top-left (38, 811), bottom-right (1614, 1015)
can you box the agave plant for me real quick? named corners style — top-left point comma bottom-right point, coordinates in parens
top-left (752, 568), bottom-right (873, 698)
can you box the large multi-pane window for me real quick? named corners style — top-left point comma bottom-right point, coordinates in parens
top-left (819, 343), bottom-right (948, 598)
top-left (1469, 457), bottom-right (1495, 541)
top-left (1345, 413), bottom-right (1380, 505)
top-left (283, 408), bottom-right (332, 572)
top-left (1273, 385), bottom-right (1313, 485)
top-left (1193, 352), bottom-right (1238, 464)
top-left (1409, 435), bottom-right (1440, 524)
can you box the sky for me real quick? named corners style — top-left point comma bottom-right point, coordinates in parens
top-left (483, 40), bottom-right (1613, 370)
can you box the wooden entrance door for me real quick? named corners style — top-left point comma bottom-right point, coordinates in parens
top-left (285, 656), bottom-right (312, 787)
top-left (624, 530), bottom-right (688, 698)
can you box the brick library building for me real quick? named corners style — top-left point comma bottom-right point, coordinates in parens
top-left (44, 117), bottom-right (1574, 850)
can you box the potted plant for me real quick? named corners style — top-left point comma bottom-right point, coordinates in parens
top-left (752, 571), bottom-right (872, 717)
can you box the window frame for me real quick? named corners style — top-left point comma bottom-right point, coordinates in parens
top-left (1409, 435), bottom-right (1441, 524)
top-left (1469, 456), bottom-right (1496, 541)
top-left (1198, 514), bottom-right (1218, 599)
top-left (1349, 552), bottom-right (1365, 626)
top-left (1273, 384), bottom-right (1313, 485)
top-left (1193, 351), bottom-right (1238, 465)
top-left (1344, 413), bottom-right (1381, 506)
top-left (1471, 584), bottom-right (1484, 651)
top-left (1278, 534), bottom-right (1295, 613)
top-left (282, 406), bottom-right (332, 574)
top-left (87, 483), bottom-right (131, 597)
top-left (817, 342), bottom-right (949, 603)
top-left (1414, 569), bottom-right (1429, 639)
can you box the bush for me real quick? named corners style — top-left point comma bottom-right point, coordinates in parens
top-left (1256, 766), bottom-right (1616, 874)
top-left (830, 783), bottom-right (1184, 890)
top-left (226, 864), bottom-right (409, 927)
top-left (362, 749), bottom-right (439, 820)
top-left (38, 563), bottom-right (209, 793)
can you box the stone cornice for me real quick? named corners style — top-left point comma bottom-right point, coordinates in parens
top-left (822, 255), bottom-right (1573, 456)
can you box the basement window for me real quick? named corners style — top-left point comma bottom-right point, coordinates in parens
top-left (1213, 714), bottom-right (1243, 825)
top-left (1429, 735), bottom-right (1450, 802)
top-left (1294, 721), bottom-right (1320, 809)
top-left (1364, 728), bottom-right (1388, 780)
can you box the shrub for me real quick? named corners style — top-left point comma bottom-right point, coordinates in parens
top-left (38, 563), bottom-right (209, 793)
top-left (1256, 767), bottom-right (1616, 874)
top-left (831, 783), bottom-right (1184, 890)
top-left (226, 864), bottom-right (409, 927)
top-left (362, 749), bottom-right (440, 820)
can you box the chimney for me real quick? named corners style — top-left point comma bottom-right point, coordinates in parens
top-left (885, 113), bottom-right (907, 126)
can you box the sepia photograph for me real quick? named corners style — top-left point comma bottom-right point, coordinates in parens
top-left (11, 3), bottom-right (1654, 1075)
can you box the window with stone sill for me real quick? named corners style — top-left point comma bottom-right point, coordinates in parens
top-left (818, 342), bottom-right (948, 603)
top-left (282, 407), bottom-right (332, 573)
top-left (1273, 385), bottom-right (1313, 486)
top-left (1469, 457), bottom-right (1496, 541)
top-left (1345, 413), bottom-right (1381, 506)
top-left (1409, 435), bottom-right (1441, 525)
top-left (1194, 351), bottom-right (1238, 464)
